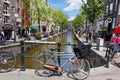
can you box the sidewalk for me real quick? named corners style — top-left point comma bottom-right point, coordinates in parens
top-left (75, 34), bottom-right (120, 80)
top-left (0, 62), bottom-right (120, 80)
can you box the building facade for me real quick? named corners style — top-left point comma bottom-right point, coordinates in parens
top-left (95, 0), bottom-right (120, 41)
top-left (0, 0), bottom-right (22, 39)
top-left (103, 0), bottom-right (119, 41)
top-left (116, 0), bottom-right (120, 26)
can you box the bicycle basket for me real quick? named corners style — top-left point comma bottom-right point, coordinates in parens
top-left (73, 43), bottom-right (91, 58)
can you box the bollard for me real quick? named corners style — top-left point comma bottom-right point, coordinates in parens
top-left (20, 40), bottom-right (25, 71)
top-left (96, 38), bottom-right (100, 50)
top-left (96, 38), bottom-right (104, 50)
top-left (105, 53), bottom-right (110, 68)
top-left (57, 42), bottom-right (61, 66)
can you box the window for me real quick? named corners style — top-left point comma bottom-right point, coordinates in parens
top-left (3, 3), bottom-right (9, 10)
top-left (3, 11), bottom-right (8, 14)
top-left (0, 16), bottom-right (2, 20)
top-left (118, 4), bottom-right (120, 15)
top-left (109, 3), bottom-right (113, 14)
top-left (105, 6), bottom-right (108, 15)
top-left (115, 0), bottom-right (118, 12)
top-left (17, 0), bottom-right (19, 3)
top-left (4, 16), bottom-right (9, 24)
top-left (17, 8), bottom-right (20, 13)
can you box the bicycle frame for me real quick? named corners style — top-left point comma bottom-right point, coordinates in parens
top-left (105, 42), bottom-right (120, 67)
top-left (44, 52), bottom-right (76, 72)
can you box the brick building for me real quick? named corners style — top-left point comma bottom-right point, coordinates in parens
top-left (0, 0), bottom-right (22, 39)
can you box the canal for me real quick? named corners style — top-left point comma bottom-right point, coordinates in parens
top-left (16, 31), bottom-right (76, 69)
top-left (16, 30), bottom-right (106, 69)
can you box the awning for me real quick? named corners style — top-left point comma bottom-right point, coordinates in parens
top-left (30, 26), bottom-right (39, 31)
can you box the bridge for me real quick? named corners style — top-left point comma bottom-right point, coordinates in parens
top-left (0, 30), bottom-right (120, 80)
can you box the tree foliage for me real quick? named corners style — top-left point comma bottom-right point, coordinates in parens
top-left (73, 11), bottom-right (86, 28)
top-left (80, 0), bottom-right (108, 43)
top-left (52, 10), bottom-right (68, 28)
top-left (81, 0), bottom-right (108, 23)
top-left (30, 0), bottom-right (68, 31)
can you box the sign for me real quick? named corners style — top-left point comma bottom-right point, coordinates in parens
top-left (107, 18), bottom-right (112, 23)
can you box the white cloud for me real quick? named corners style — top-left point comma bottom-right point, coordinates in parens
top-left (64, 0), bottom-right (83, 11)
top-left (66, 0), bottom-right (82, 4)
top-left (63, 0), bottom-right (86, 11)
top-left (64, 3), bottom-right (81, 11)
top-left (68, 16), bottom-right (75, 21)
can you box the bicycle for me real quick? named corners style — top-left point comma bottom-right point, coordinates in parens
top-left (34, 43), bottom-right (91, 80)
top-left (0, 50), bottom-right (16, 73)
top-left (105, 42), bottom-right (120, 66)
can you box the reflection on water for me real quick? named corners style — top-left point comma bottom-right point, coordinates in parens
top-left (16, 32), bottom-right (68, 69)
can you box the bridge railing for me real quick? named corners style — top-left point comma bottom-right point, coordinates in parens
top-left (20, 40), bottom-right (62, 71)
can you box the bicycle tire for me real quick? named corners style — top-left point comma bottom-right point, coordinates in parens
top-left (69, 59), bottom-right (90, 80)
top-left (0, 51), bottom-right (16, 73)
top-left (113, 51), bottom-right (120, 65)
top-left (35, 53), bottom-right (55, 77)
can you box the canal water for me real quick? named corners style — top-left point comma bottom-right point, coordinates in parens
top-left (16, 31), bottom-right (106, 69)
top-left (16, 31), bottom-right (73, 69)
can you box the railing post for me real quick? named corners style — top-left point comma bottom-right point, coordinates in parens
top-left (105, 46), bottom-right (109, 68)
top-left (57, 42), bottom-right (61, 66)
top-left (20, 40), bottom-right (25, 71)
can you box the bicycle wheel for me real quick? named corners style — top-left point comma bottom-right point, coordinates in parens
top-left (35, 53), bottom-right (55, 77)
top-left (113, 51), bottom-right (120, 64)
top-left (0, 51), bottom-right (16, 73)
top-left (69, 59), bottom-right (90, 80)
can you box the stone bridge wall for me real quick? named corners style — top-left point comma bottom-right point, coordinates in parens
top-left (73, 31), bottom-right (106, 68)
top-left (0, 43), bottom-right (33, 56)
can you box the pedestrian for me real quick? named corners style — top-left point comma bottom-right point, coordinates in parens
top-left (86, 33), bottom-right (89, 42)
top-left (0, 33), bottom-right (3, 45)
top-left (110, 33), bottom-right (120, 51)
top-left (116, 33), bottom-right (120, 50)
top-left (110, 33), bottom-right (117, 43)
top-left (1, 31), bottom-right (5, 45)
top-left (93, 32), bottom-right (97, 43)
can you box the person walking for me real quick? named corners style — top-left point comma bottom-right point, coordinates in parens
top-left (116, 33), bottom-right (120, 50)
top-left (110, 33), bottom-right (117, 43)
top-left (0, 33), bottom-right (3, 45)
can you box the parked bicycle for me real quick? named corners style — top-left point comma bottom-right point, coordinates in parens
top-left (0, 50), bottom-right (16, 73)
top-left (0, 41), bottom-right (91, 80)
top-left (105, 42), bottom-right (120, 66)
top-left (35, 43), bottom-right (91, 80)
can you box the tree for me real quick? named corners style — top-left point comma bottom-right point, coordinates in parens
top-left (22, 0), bottom-right (30, 29)
top-left (31, 0), bottom-right (46, 31)
top-left (30, 0), bottom-right (68, 34)
top-left (52, 10), bottom-right (68, 31)
top-left (44, 7), bottom-right (54, 33)
top-left (81, 0), bottom-right (108, 42)
top-left (73, 12), bottom-right (86, 28)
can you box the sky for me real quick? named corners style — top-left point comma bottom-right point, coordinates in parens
top-left (48, 0), bottom-right (84, 21)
